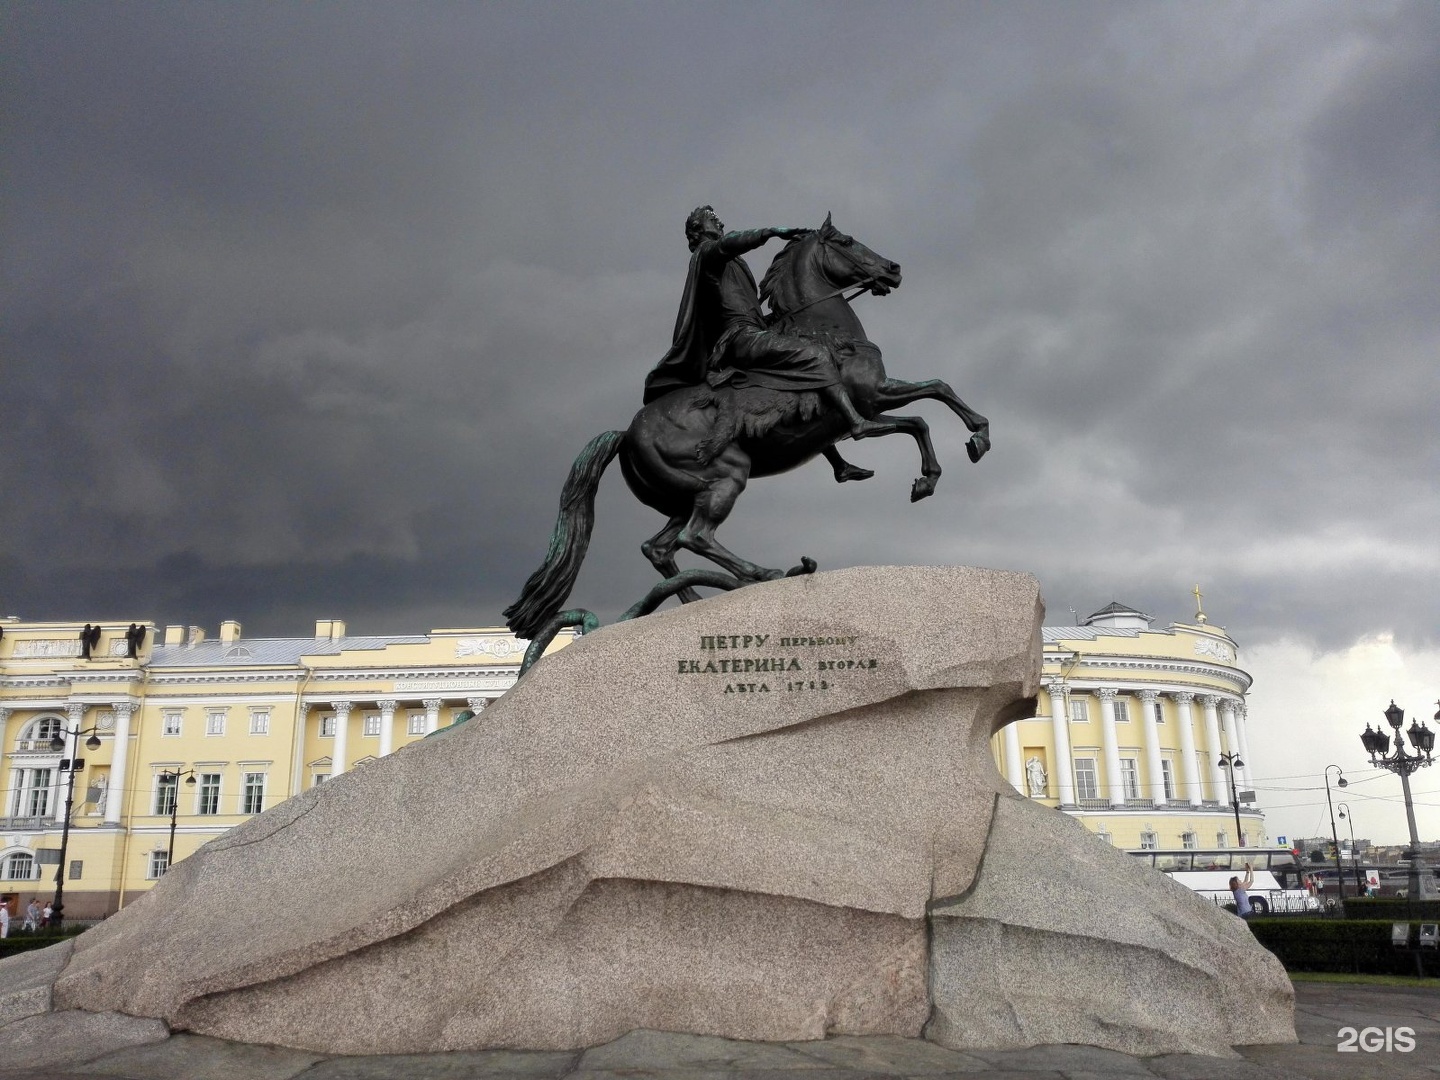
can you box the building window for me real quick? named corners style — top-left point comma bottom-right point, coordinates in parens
top-left (249, 709), bottom-right (270, 735)
top-left (1073, 757), bottom-right (1099, 801)
top-left (205, 710), bottom-right (226, 736)
top-left (1217, 830), bottom-right (1229, 848)
top-left (162, 712), bottom-right (182, 737)
top-left (1182, 831), bottom-right (1198, 850)
top-left (313, 773), bottom-right (328, 788)
top-left (1112, 698), bottom-right (1130, 723)
top-left (10, 768), bottom-right (53, 818)
top-left (1152, 701), bottom-right (1165, 724)
top-left (1068, 698), bottom-right (1088, 723)
top-left (1160, 760), bottom-right (1176, 801)
top-left (1095, 829), bottom-right (1113, 846)
top-left (407, 713), bottom-right (426, 736)
top-left (1139, 830), bottom-right (1158, 850)
top-left (241, 772), bottom-right (266, 815)
top-left (19, 716), bottom-right (64, 750)
top-left (1, 852), bottom-right (37, 880)
top-left (319, 715), bottom-right (336, 738)
top-left (148, 850), bottom-right (169, 879)
top-left (154, 773), bottom-right (178, 816)
top-left (69, 859), bottom-right (83, 880)
top-left (362, 712), bottom-right (381, 737)
top-left (197, 773), bottom-right (221, 815)
top-left (1120, 758), bottom-right (1141, 800)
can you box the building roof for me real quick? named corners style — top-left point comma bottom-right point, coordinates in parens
top-left (149, 635), bottom-right (431, 667)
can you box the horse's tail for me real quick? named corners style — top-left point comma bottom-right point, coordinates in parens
top-left (503, 429), bottom-right (625, 641)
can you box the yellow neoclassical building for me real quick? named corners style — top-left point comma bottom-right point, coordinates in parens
top-left (2, 596), bottom-right (1265, 919)
top-left (992, 600), bottom-right (1265, 851)
top-left (0, 617), bottom-right (572, 918)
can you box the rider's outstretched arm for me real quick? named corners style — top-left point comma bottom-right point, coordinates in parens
top-left (715, 227), bottom-right (804, 259)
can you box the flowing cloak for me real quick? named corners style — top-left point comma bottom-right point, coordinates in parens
top-left (643, 235), bottom-right (839, 405)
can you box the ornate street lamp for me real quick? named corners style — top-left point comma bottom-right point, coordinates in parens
top-left (1337, 802), bottom-right (1364, 895)
top-left (1324, 765), bottom-right (1348, 909)
top-left (159, 770), bottom-right (198, 871)
top-left (47, 724), bottom-right (103, 926)
top-left (1217, 752), bottom-right (1245, 848)
top-left (1360, 700), bottom-right (1437, 902)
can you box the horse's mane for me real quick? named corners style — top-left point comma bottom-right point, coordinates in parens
top-left (758, 236), bottom-right (806, 314)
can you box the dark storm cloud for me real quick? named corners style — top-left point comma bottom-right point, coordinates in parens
top-left (2, 1), bottom-right (1436, 658)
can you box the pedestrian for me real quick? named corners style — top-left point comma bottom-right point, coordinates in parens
top-left (0, 901), bottom-right (10, 938)
top-left (1230, 862), bottom-right (1256, 919)
top-left (41, 901), bottom-right (53, 929)
top-left (23, 899), bottom-right (40, 932)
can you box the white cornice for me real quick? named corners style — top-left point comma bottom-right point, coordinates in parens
top-left (1046, 655), bottom-right (1251, 694)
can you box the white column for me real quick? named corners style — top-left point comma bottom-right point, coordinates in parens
top-left (1199, 695), bottom-right (1225, 800)
top-left (1234, 702), bottom-right (1255, 789)
top-left (330, 701), bottom-right (353, 778)
top-left (1045, 679), bottom-right (1075, 805)
top-left (56, 702), bottom-right (85, 823)
top-left (1137, 689), bottom-right (1166, 806)
top-left (1096, 688), bottom-right (1125, 806)
top-left (1002, 721), bottom-right (1023, 793)
top-left (423, 698), bottom-right (443, 735)
top-left (105, 701), bottom-right (136, 824)
top-left (1171, 692), bottom-right (1203, 807)
top-left (376, 699), bottom-right (398, 758)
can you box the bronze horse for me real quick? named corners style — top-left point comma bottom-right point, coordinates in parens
top-left (505, 216), bottom-right (989, 644)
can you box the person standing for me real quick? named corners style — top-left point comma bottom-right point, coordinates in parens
top-left (1230, 862), bottom-right (1256, 919)
top-left (0, 900), bottom-right (10, 938)
top-left (41, 901), bottom-right (53, 929)
top-left (23, 899), bottom-right (40, 932)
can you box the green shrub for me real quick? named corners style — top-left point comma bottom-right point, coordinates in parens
top-left (1248, 918), bottom-right (1439, 976)
top-left (1342, 897), bottom-right (1440, 921)
top-left (0, 929), bottom-right (84, 960)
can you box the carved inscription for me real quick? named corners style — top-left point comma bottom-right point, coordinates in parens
top-left (675, 633), bottom-right (881, 695)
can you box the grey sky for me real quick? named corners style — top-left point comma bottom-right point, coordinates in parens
top-left (3, 2), bottom-right (1437, 840)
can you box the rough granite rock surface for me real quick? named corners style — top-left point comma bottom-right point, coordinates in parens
top-left (0, 938), bottom-right (72, 1029)
top-left (3, 566), bottom-right (1295, 1056)
top-left (927, 794), bottom-right (1296, 1056)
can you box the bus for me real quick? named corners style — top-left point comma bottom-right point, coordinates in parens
top-left (1127, 848), bottom-right (1320, 915)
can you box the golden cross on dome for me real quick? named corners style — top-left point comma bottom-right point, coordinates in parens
top-left (1192, 584), bottom-right (1207, 624)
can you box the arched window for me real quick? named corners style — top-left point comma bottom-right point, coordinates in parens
top-left (18, 715), bottom-right (64, 750)
top-left (1, 852), bottom-right (37, 881)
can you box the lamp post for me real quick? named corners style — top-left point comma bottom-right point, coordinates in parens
top-left (1324, 765), bottom-right (1348, 908)
top-left (1360, 700), bottom-right (1437, 902)
top-left (1337, 802), bottom-right (1364, 895)
top-left (160, 770), bottom-right (198, 871)
top-left (47, 724), bottom-right (103, 926)
top-left (1218, 751), bottom-right (1245, 847)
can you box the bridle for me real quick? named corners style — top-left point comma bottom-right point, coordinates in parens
top-left (773, 233), bottom-right (886, 319)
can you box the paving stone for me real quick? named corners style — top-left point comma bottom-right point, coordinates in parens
top-left (571, 1071), bottom-right (899, 1080)
top-left (299, 1049), bottom-right (579, 1080)
top-left (781, 1034), bottom-right (990, 1073)
top-left (579, 1030), bottom-right (832, 1071)
top-left (1144, 1053), bottom-right (1301, 1079)
top-left (965, 1042), bottom-right (1157, 1074)
top-left (72, 1031), bottom-right (324, 1079)
top-left (0, 1010), bottom-right (168, 1071)
top-left (1239, 1040), bottom-right (1439, 1079)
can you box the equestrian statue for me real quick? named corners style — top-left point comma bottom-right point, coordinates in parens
top-left (504, 207), bottom-right (990, 670)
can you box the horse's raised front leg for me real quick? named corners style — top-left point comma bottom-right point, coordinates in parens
top-left (874, 378), bottom-right (990, 462)
top-left (641, 515), bottom-right (703, 603)
top-left (874, 414), bottom-right (944, 501)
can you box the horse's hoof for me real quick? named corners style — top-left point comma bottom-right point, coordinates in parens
top-left (967, 435), bottom-right (989, 463)
top-left (911, 477), bottom-right (937, 502)
top-left (786, 557), bottom-right (818, 577)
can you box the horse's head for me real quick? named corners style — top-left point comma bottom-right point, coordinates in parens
top-left (761, 213), bottom-right (902, 318)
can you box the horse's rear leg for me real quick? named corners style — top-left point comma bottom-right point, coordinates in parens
top-left (875, 378), bottom-right (989, 461)
top-left (675, 451), bottom-right (783, 583)
top-left (641, 515), bottom-right (702, 603)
